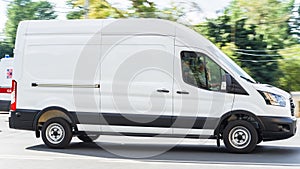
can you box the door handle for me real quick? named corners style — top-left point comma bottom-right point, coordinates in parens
top-left (177, 91), bottom-right (189, 95)
top-left (157, 89), bottom-right (170, 93)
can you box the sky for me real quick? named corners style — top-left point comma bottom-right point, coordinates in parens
top-left (0, 0), bottom-right (233, 36)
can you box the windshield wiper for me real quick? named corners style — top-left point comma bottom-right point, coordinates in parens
top-left (240, 76), bottom-right (256, 83)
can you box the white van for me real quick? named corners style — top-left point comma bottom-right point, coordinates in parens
top-left (0, 56), bottom-right (13, 111)
top-left (9, 19), bottom-right (296, 153)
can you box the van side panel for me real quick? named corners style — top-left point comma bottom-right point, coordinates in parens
top-left (15, 21), bottom-right (102, 114)
top-left (100, 35), bottom-right (174, 134)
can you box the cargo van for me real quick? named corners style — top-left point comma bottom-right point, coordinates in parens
top-left (0, 56), bottom-right (13, 111)
top-left (9, 19), bottom-right (296, 153)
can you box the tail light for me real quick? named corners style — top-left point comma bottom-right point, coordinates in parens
top-left (10, 80), bottom-right (17, 111)
top-left (0, 87), bottom-right (12, 93)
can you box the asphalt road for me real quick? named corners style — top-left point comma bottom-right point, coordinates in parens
top-left (0, 112), bottom-right (300, 169)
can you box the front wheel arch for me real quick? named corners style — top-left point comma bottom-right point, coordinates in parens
top-left (214, 110), bottom-right (265, 139)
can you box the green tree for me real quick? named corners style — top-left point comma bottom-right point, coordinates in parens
top-left (0, 41), bottom-right (13, 59)
top-left (228, 0), bottom-right (295, 49)
top-left (234, 19), bottom-right (281, 84)
top-left (194, 11), bottom-right (236, 58)
top-left (156, 2), bottom-right (185, 21)
top-left (66, 0), bottom-right (184, 21)
top-left (128, 0), bottom-right (186, 21)
top-left (5, 0), bottom-right (57, 48)
top-left (196, 14), bottom-right (232, 48)
top-left (289, 2), bottom-right (300, 41)
top-left (66, 0), bottom-right (124, 19)
top-left (128, 0), bottom-right (157, 18)
top-left (197, 0), bottom-right (296, 86)
top-left (278, 45), bottom-right (300, 91)
top-left (228, 0), bottom-right (295, 85)
top-left (32, 1), bottom-right (57, 20)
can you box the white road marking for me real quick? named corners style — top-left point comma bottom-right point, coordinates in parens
top-left (0, 154), bottom-right (299, 167)
top-left (0, 131), bottom-right (30, 138)
top-left (0, 155), bottom-right (52, 161)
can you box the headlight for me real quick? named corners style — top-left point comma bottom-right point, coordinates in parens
top-left (258, 91), bottom-right (286, 107)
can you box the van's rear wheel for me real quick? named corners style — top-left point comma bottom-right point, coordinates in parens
top-left (41, 118), bottom-right (72, 149)
top-left (223, 120), bottom-right (258, 153)
top-left (77, 134), bottom-right (99, 142)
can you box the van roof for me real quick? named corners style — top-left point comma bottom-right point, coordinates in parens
top-left (22, 19), bottom-right (177, 36)
top-left (19, 18), bottom-right (212, 49)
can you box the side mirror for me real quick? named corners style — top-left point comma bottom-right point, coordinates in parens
top-left (225, 74), bottom-right (248, 95)
top-left (225, 73), bottom-right (232, 90)
top-left (220, 73), bottom-right (232, 92)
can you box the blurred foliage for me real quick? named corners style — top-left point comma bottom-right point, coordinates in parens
top-left (66, 0), bottom-right (124, 19)
top-left (278, 45), bottom-right (300, 91)
top-left (195, 14), bottom-right (232, 48)
top-left (290, 2), bottom-right (300, 40)
top-left (228, 0), bottom-right (296, 48)
top-left (128, 0), bottom-right (157, 18)
top-left (196, 0), bottom-right (300, 90)
top-left (0, 41), bottom-right (13, 59)
top-left (4, 0), bottom-right (57, 49)
top-left (66, 0), bottom-right (184, 21)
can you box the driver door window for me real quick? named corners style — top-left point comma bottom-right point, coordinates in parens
top-left (181, 51), bottom-right (226, 92)
top-left (181, 51), bottom-right (207, 89)
top-left (205, 56), bottom-right (226, 92)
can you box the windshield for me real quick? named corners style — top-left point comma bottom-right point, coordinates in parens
top-left (209, 45), bottom-right (256, 83)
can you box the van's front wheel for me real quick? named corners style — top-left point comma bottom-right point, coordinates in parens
top-left (223, 120), bottom-right (258, 153)
top-left (41, 118), bottom-right (72, 149)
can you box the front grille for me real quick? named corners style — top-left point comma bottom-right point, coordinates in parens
top-left (290, 98), bottom-right (295, 116)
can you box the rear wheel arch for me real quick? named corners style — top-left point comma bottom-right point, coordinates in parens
top-left (33, 106), bottom-right (77, 132)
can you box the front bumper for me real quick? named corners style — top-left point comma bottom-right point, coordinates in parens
top-left (258, 116), bottom-right (297, 141)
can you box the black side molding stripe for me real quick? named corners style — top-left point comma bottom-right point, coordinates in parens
top-left (10, 109), bottom-right (220, 130)
top-left (75, 112), bottom-right (220, 130)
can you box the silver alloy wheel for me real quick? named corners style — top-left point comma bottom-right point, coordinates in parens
top-left (45, 123), bottom-right (65, 144)
top-left (228, 126), bottom-right (251, 149)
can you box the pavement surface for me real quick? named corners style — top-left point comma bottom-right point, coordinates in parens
top-left (0, 112), bottom-right (300, 169)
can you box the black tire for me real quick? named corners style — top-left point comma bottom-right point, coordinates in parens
top-left (41, 118), bottom-right (73, 149)
top-left (77, 134), bottom-right (99, 142)
top-left (223, 120), bottom-right (258, 153)
top-left (257, 136), bottom-right (263, 144)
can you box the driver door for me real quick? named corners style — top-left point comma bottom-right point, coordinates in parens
top-left (172, 46), bottom-right (235, 136)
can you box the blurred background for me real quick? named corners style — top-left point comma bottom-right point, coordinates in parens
top-left (0, 0), bottom-right (300, 116)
